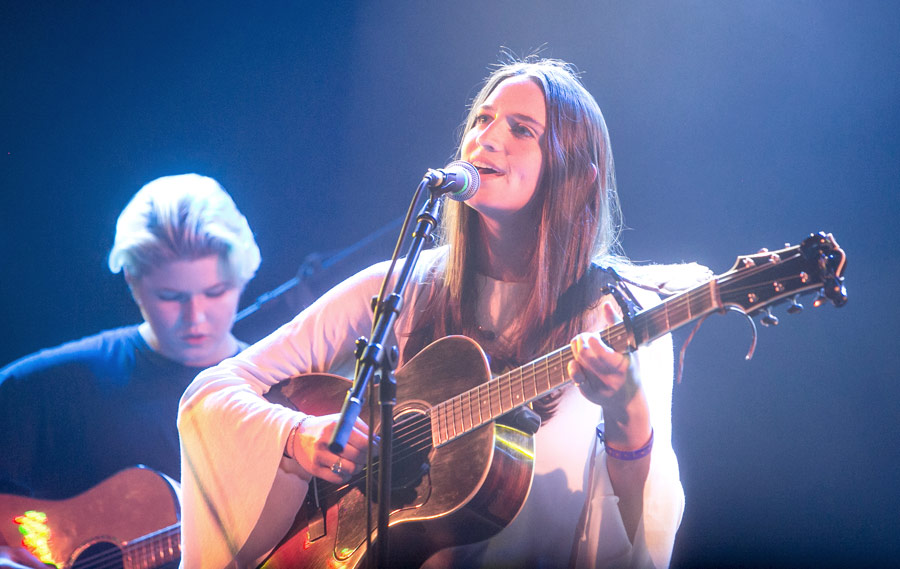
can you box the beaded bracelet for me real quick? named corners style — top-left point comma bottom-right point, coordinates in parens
top-left (283, 416), bottom-right (309, 460)
top-left (596, 425), bottom-right (654, 461)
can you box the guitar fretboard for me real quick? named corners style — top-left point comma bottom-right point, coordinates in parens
top-left (430, 280), bottom-right (721, 447)
top-left (123, 523), bottom-right (181, 569)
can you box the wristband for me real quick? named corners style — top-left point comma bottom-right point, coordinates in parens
top-left (283, 416), bottom-right (309, 459)
top-left (596, 426), bottom-right (653, 461)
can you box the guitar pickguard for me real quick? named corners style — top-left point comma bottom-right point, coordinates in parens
top-left (332, 405), bottom-right (436, 560)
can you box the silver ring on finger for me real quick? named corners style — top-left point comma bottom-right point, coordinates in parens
top-left (331, 458), bottom-right (343, 474)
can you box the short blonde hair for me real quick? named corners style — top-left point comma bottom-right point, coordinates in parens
top-left (108, 174), bottom-right (260, 283)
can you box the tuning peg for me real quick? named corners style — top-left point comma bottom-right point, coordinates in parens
top-left (760, 308), bottom-right (779, 327)
top-left (823, 277), bottom-right (848, 307)
top-left (813, 290), bottom-right (827, 308)
top-left (787, 295), bottom-right (803, 314)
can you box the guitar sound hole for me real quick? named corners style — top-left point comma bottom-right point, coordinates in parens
top-left (71, 541), bottom-right (122, 569)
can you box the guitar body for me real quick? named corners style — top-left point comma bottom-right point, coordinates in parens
top-left (0, 466), bottom-right (180, 568)
top-left (261, 336), bottom-right (535, 569)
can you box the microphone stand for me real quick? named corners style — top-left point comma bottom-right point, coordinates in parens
top-left (233, 216), bottom-right (404, 324)
top-left (329, 188), bottom-right (444, 569)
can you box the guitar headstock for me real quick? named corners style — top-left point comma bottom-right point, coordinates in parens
top-left (717, 232), bottom-right (847, 323)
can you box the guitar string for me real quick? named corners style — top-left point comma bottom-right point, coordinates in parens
top-left (304, 281), bottom-right (716, 504)
top-left (260, 264), bottom-right (804, 513)
top-left (302, 352), bottom-right (571, 506)
top-left (312, 262), bottom-right (800, 502)
top-left (714, 251), bottom-right (800, 287)
top-left (307, 266), bottom-right (778, 504)
top-left (64, 524), bottom-right (181, 569)
top-left (401, 272), bottom-right (733, 458)
top-left (311, 274), bottom-right (721, 499)
top-left (302, 347), bottom-right (586, 506)
top-left (714, 256), bottom-right (807, 303)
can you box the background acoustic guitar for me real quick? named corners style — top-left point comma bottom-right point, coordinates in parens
top-left (0, 466), bottom-right (180, 569)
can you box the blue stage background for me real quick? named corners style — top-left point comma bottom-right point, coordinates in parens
top-left (3, 3), bottom-right (898, 567)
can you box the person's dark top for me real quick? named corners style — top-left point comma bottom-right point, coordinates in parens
top-left (0, 325), bottom-right (216, 500)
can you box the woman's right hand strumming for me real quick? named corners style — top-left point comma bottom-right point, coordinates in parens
top-left (287, 413), bottom-right (373, 484)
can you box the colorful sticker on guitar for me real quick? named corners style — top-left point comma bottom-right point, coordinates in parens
top-left (14, 510), bottom-right (60, 567)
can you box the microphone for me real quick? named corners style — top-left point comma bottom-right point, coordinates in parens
top-left (423, 160), bottom-right (480, 201)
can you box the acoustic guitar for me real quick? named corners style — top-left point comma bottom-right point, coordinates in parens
top-left (0, 466), bottom-right (180, 569)
top-left (258, 232), bottom-right (847, 569)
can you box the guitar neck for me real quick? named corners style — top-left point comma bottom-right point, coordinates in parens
top-left (431, 280), bottom-right (722, 447)
top-left (123, 523), bottom-right (181, 568)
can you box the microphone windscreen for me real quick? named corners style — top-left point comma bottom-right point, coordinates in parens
top-left (446, 160), bottom-right (480, 201)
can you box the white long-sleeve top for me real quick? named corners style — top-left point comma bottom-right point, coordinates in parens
top-left (177, 249), bottom-right (684, 569)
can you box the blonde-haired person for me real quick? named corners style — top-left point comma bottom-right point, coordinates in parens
top-left (179, 58), bottom-right (705, 569)
top-left (0, 174), bottom-right (259, 568)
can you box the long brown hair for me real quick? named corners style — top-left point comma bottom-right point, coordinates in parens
top-left (404, 58), bottom-right (625, 417)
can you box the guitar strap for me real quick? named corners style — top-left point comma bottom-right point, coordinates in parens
top-left (598, 265), bottom-right (644, 352)
top-left (552, 263), bottom-right (642, 331)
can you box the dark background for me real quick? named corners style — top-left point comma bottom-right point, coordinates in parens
top-left (3, 2), bottom-right (898, 568)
